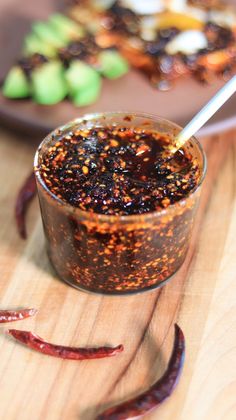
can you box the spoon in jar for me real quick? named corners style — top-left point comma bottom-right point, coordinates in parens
top-left (164, 74), bottom-right (236, 160)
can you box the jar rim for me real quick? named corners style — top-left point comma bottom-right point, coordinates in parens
top-left (34, 111), bottom-right (207, 223)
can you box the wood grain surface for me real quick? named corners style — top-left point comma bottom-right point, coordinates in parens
top-left (0, 126), bottom-right (236, 420)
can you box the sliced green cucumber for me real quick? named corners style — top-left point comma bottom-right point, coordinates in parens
top-left (49, 13), bottom-right (85, 42)
top-left (98, 50), bottom-right (129, 79)
top-left (65, 60), bottom-right (101, 106)
top-left (2, 66), bottom-right (30, 98)
top-left (71, 83), bottom-right (101, 106)
top-left (23, 34), bottom-right (56, 57)
top-left (32, 21), bottom-right (66, 48)
top-left (31, 61), bottom-right (67, 105)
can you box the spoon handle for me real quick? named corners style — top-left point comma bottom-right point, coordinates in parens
top-left (174, 75), bottom-right (236, 151)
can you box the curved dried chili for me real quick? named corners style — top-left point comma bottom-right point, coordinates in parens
top-left (97, 324), bottom-right (185, 420)
top-left (15, 171), bottom-right (36, 239)
top-left (8, 329), bottom-right (124, 360)
top-left (0, 308), bottom-right (37, 323)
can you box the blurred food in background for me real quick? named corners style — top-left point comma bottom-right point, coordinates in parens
top-left (2, 0), bottom-right (236, 106)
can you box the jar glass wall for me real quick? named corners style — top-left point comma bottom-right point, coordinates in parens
top-left (34, 112), bottom-right (206, 295)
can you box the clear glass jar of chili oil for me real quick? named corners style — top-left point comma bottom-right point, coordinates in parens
top-left (34, 112), bottom-right (206, 295)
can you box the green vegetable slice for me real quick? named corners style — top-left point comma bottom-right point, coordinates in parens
top-left (2, 66), bottom-right (30, 98)
top-left (71, 83), bottom-right (101, 106)
top-left (31, 61), bottom-right (67, 105)
top-left (65, 60), bottom-right (102, 106)
top-left (98, 50), bottom-right (129, 79)
top-left (49, 13), bottom-right (85, 42)
top-left (23, 34), bottom-right (56, 57)
top-left (32, 22), bottom-right (67, 48)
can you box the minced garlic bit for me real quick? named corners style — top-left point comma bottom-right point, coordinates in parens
top-left (165, 30), bottom-right (208, 55)
top-left (121, 0), bottom-right (165, 15)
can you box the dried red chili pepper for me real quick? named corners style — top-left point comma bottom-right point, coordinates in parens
top-left (15, 171), bottom-right (36, 239)
top-left (0, 308), bottom-right (37, 323)
top-left (96, 324), bottom-right (185, 420)
top-left (8, 329), bottom-right (124, 360)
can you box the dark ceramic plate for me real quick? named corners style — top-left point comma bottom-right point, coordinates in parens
top-left (0, 0), bottom-right (236, 138)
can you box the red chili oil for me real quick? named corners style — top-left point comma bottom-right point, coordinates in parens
top-left (40, 127), bottom-right (199, 214)
top-left (35, 115), bottom-right (205, 294)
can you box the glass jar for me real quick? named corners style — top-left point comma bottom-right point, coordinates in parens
top-left (34, 112), bottom-right (206, 295)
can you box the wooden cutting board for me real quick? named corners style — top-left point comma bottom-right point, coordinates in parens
top-left (0, 126), bottom-right (236, 420)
